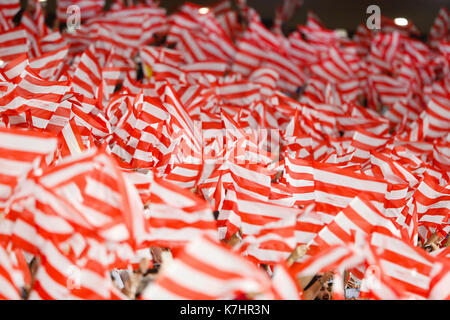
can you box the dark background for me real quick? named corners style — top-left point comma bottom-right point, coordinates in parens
top-left (159, 0), bottom-right (449, 35)
top-left (34, 0), bottom-right (449, 35)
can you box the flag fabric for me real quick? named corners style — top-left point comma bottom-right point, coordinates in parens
top-left (0, 27), bottom-right (29, 62)
top-left (144, 175), bottom-right (218, 248)
top-left (141, 233), bottom-right (274, 300)
top-left (0, 127), bottom-right (58, 210)
top-left (0, 245), bottom-right (22, 300)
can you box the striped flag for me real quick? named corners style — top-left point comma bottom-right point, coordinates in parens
top-left (240, 213), bottom-right (297, 265)
top-left (145, 175), bottom-right (218, 248)
top-left (58, 118), bottom-right (87, 158)
top-left (0, 27), bottom-right (29, 62)
top-left (141, 233), bottom-right (274, 300)
top-left (0, 127), bottom-right (57, 209)
top-left (0, 245), bottom-right (22, 300)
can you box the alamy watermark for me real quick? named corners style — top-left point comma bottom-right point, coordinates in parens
top-left (366, 5), bottom-right (381, 30)
top-left (67, 5), bottom-right (81, 34)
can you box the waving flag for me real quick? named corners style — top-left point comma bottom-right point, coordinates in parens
top-left (0, 0), bottom-right (448, 301)
top-left (0, 245), bottom-right (22, 300)
top-left (141, 233), bottom-right (273, 300)
top-left (0, 0), bottom-right (20, 26)
top-left (0, 27), bottom-right (29, 62)
top-left (309, 195), bottom-right (402, 252)
top-left (0, 127), bottom-right (57, 209)
top-left (145, 175), bottom-right (218, 247)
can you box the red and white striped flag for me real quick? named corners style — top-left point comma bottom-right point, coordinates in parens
top-left (369, 32), bottom-right (402, 72)
top-left (0, 245), bottom-right (22, 300)
top-left (369, 231), bottom-right (437, 298)
top-left (427, 261), bottom-right (450, 300)
top-left (0, 65), bottom-right (71, 130)
top-left (292, 242), bottom-right (365, 279)
top-left (240, 213), bottom-right (297, 265)
top-left (1, 52), bottom-right (28, 83)
top-left (0, 0), bottom-right (20, 26)
top-left (58, 118), bottom-right (87, 158)
top-left (37, 148), bottom-right (150, 247)
top-left (29, 240), bottom-right (119, 300)
top-left (29, 45), bottom-right (69, 81)
top-left (310, 195), bottom-right (402, 253)
top-left (141, 233), bottom-right (274, 300)
top-left (0, 127), bottom-right (57, 209)
top-left (0, 27), bottom-right (29, 62)
top-left (310, 46), bottom-right (354, 83)
top-left (71, 46), bottom-right (102, 100)
top-left (429, 7), bottom-right (450, 50)
top-left (414, 173), bottom-right (450, 228)
top-left (145, 175), bottom-right (218, 248)
top-left (271, 260), bottom-right (302, 300)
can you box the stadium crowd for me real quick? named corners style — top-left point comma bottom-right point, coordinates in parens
top-left (0, 0), bottom-right (449, 300)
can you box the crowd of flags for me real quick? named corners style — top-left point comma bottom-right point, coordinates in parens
top-left (0, 0), bottom-right (449, 300)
